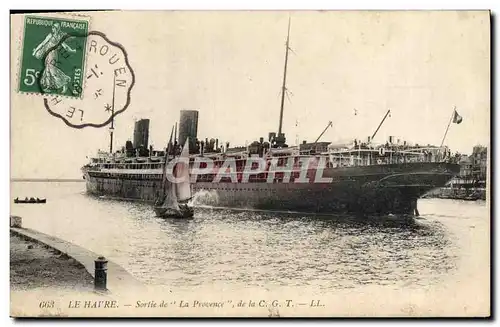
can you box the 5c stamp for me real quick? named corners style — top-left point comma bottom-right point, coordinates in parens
top-left (18, 15), bottom-right (89, 97)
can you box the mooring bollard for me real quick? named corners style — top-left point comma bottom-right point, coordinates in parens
top-left (94, 256), bottom-right (108, 291)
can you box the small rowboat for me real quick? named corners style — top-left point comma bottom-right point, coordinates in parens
top-left (14, 197), bottom-right (46, 204)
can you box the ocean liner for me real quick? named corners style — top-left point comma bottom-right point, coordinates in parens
top-left (82, 19), bottom-right (460, 216)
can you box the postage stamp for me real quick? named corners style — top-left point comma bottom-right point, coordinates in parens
top-left (18, 15), bottom-right (89, 97)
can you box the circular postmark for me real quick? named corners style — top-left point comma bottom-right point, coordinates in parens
top-left (39, 31), bottom-right (135, 128)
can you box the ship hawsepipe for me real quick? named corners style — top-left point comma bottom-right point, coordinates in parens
top-left (83, 155), bottom-right (460, 216)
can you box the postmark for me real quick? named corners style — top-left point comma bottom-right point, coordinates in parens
top-left (18, 15), bottom-right (89, 97)
top-left (42, 31), bottom-right (135, 128)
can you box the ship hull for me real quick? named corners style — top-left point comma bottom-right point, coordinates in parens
top-left (153, 205), bottom-right (194, 219)
top-left (84, 162), bottom-right (460, 215)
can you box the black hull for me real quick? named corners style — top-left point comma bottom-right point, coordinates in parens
top-left (84, 162), bottom-right (460, 215)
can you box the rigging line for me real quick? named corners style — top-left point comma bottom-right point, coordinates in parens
top-left (285, 89), bottom-right (293, 104)
top-left (277, 16), bottom-right (291, 136)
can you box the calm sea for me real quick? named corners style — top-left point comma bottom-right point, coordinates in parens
top-left (10, 181), bottom-right (489, 295)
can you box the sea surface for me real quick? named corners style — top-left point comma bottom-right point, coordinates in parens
top-left (10, 181), bottom-right (490, 300)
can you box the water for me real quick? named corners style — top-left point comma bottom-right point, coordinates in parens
top-left (10, 182), bottom-right (489, 297)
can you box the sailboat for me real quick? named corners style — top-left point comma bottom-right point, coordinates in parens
top-left (154, 135), bottom-right (194, 219)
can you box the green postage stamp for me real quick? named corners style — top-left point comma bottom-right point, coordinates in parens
top-left (18, 16), bottom-right (89, 97)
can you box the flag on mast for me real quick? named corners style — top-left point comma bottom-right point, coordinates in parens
top-left (452, 109), bottom-right (463, 124)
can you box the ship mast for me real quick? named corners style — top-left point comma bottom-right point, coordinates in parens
top-left (275, 17), bottom-right (291, 148)
top-left (109, 74), bottom-right (116, 154)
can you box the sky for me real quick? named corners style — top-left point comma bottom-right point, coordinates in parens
top-left (10, 11), bottom-right (490, 179)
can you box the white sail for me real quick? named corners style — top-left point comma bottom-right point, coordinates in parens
top-left (175, 137), bottom-right (192, 202)
top-left (157, 126), bottom-right (180, 211)
top-left (160, 126), bottom-right (174, 195)
top-left (161, 182), bottom-right (180, 210)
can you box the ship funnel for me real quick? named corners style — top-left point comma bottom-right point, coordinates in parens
top-left (179, 110), bottom-right (199, 150)
top-left (133, 119), bottom-right (150, 149)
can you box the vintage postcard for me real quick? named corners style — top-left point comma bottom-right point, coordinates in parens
top-left (9, 10), bottom-right (490, 317)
